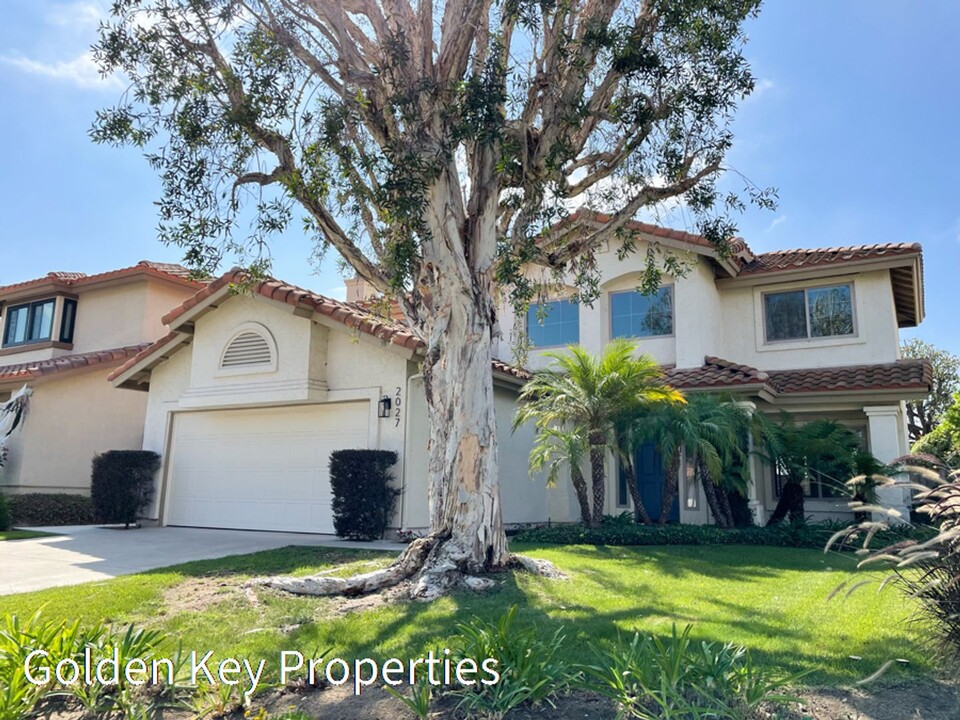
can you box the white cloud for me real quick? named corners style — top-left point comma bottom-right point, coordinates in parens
top-left (754, 78), bottom-right (775, 95)
top-left (0, 51), bottom-right (122, 90)
top-left (766, 214), bottom-right (788, 232)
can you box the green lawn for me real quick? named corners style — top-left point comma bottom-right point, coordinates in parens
top-left (0, 543), bottom-right (928, 686)
top-left (0, 529), bottom-right (51, 541)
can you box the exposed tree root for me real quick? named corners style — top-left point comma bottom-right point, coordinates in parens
top-left (250, 535), bottom-right (565, 601)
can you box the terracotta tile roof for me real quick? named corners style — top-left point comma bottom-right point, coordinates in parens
top-left (112, 272), bottom-right (531, 384)
top-left (667, 356), bottom-right (931, 396)
top-left (666, 357), bottom-right (770, 390)
top-left (0, 344), bottom-right (151, 383)
top-left (560, 209), bottom-right (755, 262)
top-left (161, 271), bottom-right (423, 350)
top-left (739, 243), bottom-right (922, 276)
top-left (0, 261), bottom-right (204, 296)
top-left (766, 359), bottom-right (931, 394)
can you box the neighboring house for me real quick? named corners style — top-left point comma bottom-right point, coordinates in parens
top-left (108, 273), bottom-right (556, 533)
top-left (493, 211), bottom-right (931, 524)
top-left (0, 262), bottom-right (204, 495)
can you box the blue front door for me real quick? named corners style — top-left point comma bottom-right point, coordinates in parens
top-left (630, 442), bottom-right (678, 523)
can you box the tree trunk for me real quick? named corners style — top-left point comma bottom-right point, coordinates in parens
top-left (589, 434), bottom-right (607, 527)
top-left (716, 486), bottom-right (735, 529)
top-left (698, 458), bottom-right (730, 528)
top-left (766, 481), bottom-right (805, 526)
top-left (256, 172), bottom-right (557, 599)
top-left (657, 453), bottom-right (681, 525)
top-left (624, 456), bottom-right (653, 525)
top-left (571, 465), bottom-right (593, 526)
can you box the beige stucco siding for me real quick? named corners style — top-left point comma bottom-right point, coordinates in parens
top-left (717, 269), bottom-right (900, 370)
top-left (0, 369), bottom-right (147, 494)
top-left (401, 376), bottom-right (573, 530)
top-left (139, 293), bottom-right (416, 525)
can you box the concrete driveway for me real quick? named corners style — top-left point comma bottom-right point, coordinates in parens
top-left (0, 525), bottom-right (403, 596)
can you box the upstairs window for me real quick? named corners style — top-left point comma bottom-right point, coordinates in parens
top-left (3, 299), bottom-right (56, 347)
top-left (59, 299), bottom-right (77, 344)
top-left (526, 299), bottom-right (579, 348)
top-left (763, 283), bottom-right (854, 343)
top-left (610, 286), bottom-right (674, 339)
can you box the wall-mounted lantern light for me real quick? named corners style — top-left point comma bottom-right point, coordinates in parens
top-left (378, 395), bottom-right (392, 419)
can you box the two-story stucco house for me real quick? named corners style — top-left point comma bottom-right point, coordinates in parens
top-left (0, 262), bottom-right (204, 495)
top-left (494, 211), bottom-right (930, 525)
top-left (104, 215), bottom-right (929, 534)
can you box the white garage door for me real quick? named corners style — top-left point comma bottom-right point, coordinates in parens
top-left (165, 402), bottom-right (369, 533)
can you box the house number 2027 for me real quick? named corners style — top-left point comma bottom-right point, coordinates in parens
top-left (394, 386), bottom-right (402, 427)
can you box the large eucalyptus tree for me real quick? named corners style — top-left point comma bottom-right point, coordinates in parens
top-left (93, 0), bottom-right (767, 597)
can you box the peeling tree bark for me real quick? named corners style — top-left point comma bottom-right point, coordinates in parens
top-left (253, 172), bottom-right (560, 600)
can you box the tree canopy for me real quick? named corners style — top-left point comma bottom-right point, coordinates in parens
top-left (93, 0), bottom-right (770, 316)
top-left (91, 0), bottom-right (768, 594)
top-left (902, 339), bottom-right (960, 441)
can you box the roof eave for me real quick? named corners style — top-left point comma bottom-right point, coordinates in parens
top-left (716, 253), bottom-right (922, 288)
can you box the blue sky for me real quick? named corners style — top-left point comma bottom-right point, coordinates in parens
top-left (1, 1), bottom-right (957, 354)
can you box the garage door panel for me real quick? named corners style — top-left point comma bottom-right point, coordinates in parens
top-left (165, 403), bottom-right (369, 533)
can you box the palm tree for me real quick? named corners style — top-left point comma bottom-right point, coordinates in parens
top-left (757, 416), bottom-right (864, 526)
top-left (515, 339), bottom-right (684, 527)
top-left (631, 394), bottom-right (749, 527)
top-left (527, 426), bottom-right (592, 525)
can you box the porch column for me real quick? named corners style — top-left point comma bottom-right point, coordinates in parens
top-left (864, 405), bottom-right (910, 523)
top-left (734, 400), bottom-right (766, 525)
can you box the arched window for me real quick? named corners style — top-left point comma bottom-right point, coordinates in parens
top-left (219, 323), bottom-right (277, 373)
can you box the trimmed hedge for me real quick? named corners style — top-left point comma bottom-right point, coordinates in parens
top-left (513, 516), bottom-right (936, 551)
top-left (91, 451), bottom-right (160, 527)
top-left (7, 493), bottom-right (95, 526)
top-left (0, 492), bottom-right (10, 531)
top-left (330, 449), bottom-right (399, 540)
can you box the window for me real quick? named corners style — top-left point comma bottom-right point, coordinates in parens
top-left (59, 299), bottom-right (77, 343)
top-left (526, 299), bottom-right (579, 348)
top-left (763, 284), bottom-right (854, 343)
top-left (610, 286), bottom-right (674, 339)
top-left (3, 299), bottom-right (55, 347)
top-left (773, 425), bottom-right (867, 499)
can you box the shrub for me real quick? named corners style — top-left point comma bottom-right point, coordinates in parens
top-left (0, 611), bottom-right (169, 720)
top-left (329, 449), bottom-right (399, 540)
top-left (90, 451), bottom-right (160, 527)
top-left (833, 469), bottom-right (960, 672)
top-left (6, 493), bottom-right (94, 526)
top-left (581, 624), bottom-right (801, 719)
top-left (0, 493), bottom-right (10, 531)
top-left (513, 515), bottom-right (934, 551)
top-left (452, 605), bottom-right (573, 719)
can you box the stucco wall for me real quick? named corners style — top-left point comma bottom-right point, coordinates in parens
top-left (717, 269), bottom-right (900, 370)
top-left (401, 377), bottom-right (570, 530)
top-left (137, 293), bottom-right (414, 522)
top-left (0, 369), bottom-right (147, 494)
top-left (496, 245), bottom-right (903, 374)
